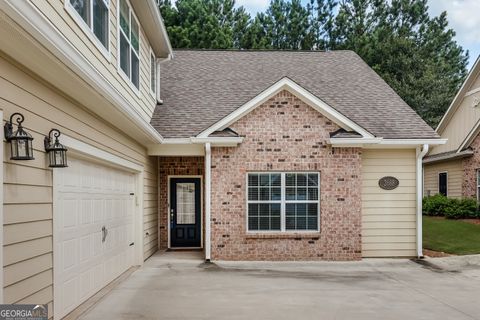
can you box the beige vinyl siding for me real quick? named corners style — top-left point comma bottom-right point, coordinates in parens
top-left (1, 55), bottom-right (158, 317)
top-left (361, 149), bottom-right (417, 257)
top-left (432, 75), bottom-right (480, 155)
top-left (423, 160), bottom-right (463, 198)
top-left (27, 0), bottom-right (157, 122)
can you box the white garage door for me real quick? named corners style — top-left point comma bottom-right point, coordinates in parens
top-left (54, 157), bottom-right (136, 319)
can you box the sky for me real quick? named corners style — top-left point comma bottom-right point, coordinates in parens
top-left (235, 0), bottom-right (480, 70)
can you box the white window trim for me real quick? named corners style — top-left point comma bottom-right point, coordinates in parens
top-left (438, 171), bottom-right (448, 196)
top-left (65, 0), bottom-right (111, 61)
top-left (117, 0), bottom-right (141, 96)
top-left (246, 172), bottom-right (321, 233)
top-left (149, 48), bottom-right (156, 99)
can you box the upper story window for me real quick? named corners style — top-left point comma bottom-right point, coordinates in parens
top-left (68, 0), bottom-right (109, 52)
top-left (150, 52), bottom-right (157, 97)
top-left (118, 0), bottom-right (140, 89)
top-left (247, 172), bottom-right (320, 232)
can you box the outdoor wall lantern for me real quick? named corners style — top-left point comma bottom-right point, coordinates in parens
top-left (4, 112), bottom-right (35, 160)
top-left (44, 129), bottom-right (68, 168)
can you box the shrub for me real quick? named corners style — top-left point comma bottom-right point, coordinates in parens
top-left (423, 194), bottom-right (450, 216)
top-left (423, 195), bottom-right (479, 219)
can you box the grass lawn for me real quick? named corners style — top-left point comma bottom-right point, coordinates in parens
top-left (423, 216), bottom-right (480, 255)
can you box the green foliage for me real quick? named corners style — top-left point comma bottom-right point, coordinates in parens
top-left (423, 194), bottom-right (479, 219)
top-left (423, 194), bottom-right (450, 216)
top-left (423, 216), bottom-right (480, 255)
top-left (157, 0), bottom-right (469, 128)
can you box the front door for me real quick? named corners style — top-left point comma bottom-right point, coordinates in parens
top-left (170, 178), bottom-right (201, 247)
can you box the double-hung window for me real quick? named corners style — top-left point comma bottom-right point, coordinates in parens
top-left (119, 0), bottom-right (140, 89)
top-left (68, 0), bottom-right (110, 52)
top-left (247, 172), bottom-right (320, 232)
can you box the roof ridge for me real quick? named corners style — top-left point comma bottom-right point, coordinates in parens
top-left (172, 48), bottom-right (355, 53)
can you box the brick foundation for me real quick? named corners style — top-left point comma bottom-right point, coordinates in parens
top-left (158, 157), bottom-right (204, 249)
top-left (210, 90), bottom-right (362, 261)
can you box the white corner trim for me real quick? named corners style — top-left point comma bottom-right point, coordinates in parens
top-left (1, 0), bottom-right (163, 144)
top-left (436, 55), bottom-right (480, 134)
top-left (204, 143), bottom-right (212, 261)
top-left (416, 144), bottom-right (429, 258)
top-left (196, 77), bottom-right (375, 139)
top-left (62, 135), bottom-right (143, 172)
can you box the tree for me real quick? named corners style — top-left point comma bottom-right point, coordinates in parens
top-left (158, 0), bottom-right (250, 49)
top-left (157, 0), bottom-right (469, 127)
top-left (331, 0), bottom-right (469, 126)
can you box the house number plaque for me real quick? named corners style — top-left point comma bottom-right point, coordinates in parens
top-left (378, 176), bottom-right (399, 190)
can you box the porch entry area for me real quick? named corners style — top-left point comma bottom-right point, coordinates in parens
top-left (170, 178), bottom-right (202, 247)
top-left (158, 157), bottom-right (205, 250)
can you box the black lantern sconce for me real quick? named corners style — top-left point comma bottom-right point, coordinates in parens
top-left (44, 129), bottom-right (68, 168)
top-left (4, 113), bottom-right (35, 160)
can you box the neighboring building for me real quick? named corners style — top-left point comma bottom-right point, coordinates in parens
top-left (1, 1), bottom-right (444, 319)
top-left (423, 56), bottom-right (480, 199)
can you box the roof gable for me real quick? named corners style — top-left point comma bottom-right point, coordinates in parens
top-left (197, 77), bottom-right (374, 139)
top-left (151, 50), bottom-right (438, 139)
top-left (436, 55), bottom-right (480, 134)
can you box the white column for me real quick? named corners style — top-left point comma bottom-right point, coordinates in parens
top-left (416, 144), bottom-right (429, 258)
top-left (205, 143), bottom-right (212, 261)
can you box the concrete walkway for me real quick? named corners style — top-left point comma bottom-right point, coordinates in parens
top-left (78, 252), bottom-right (480, 320)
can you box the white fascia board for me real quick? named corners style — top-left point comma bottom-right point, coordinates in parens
top-left (190, 137), bottom-right (244, 146)
top-left (330, 138), bottom-right (447, 147)
top-left (197, 77), bottom-right (374, 139)
top-left (2, 0), bottom-right (163, 144)
top-left (436, 55), bottom-right (480, 134)
top-left (148, 137), bottom-right (244, 155)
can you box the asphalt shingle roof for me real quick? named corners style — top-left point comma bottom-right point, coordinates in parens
top-left (151, 50), bottom-right (438, 139)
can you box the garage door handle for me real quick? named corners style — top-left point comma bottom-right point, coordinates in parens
top-left (129, 242), bottom-right (134, 246)
top-left (102, 226), bottom-right (108, 243)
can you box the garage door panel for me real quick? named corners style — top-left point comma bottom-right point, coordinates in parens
top-left (55, 157), bottom-right (136, 319)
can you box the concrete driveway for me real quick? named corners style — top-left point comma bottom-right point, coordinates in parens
top-left (78, 251), bottom-right (480, 320)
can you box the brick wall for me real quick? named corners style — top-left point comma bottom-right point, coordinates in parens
top-left (462, 133), bottom-right (480, 198)
top-left (158, 156), bottom-right (204, 249)
top-left (210, 90), bottom-right (362, 261)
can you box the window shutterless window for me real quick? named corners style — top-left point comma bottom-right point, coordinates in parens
top-left (68, 0), bottom-right (109, 50)
top-left (118, 0), bottom-right (140, 89)
top-left (438, 172), bottom-right (448, 196)
top-left (247, 172), bottom-right (320, 232)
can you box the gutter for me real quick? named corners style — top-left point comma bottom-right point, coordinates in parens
top-left (205, 143), bottom-right (212, 261)
top-left (416, 144), bottom-right (429, 258)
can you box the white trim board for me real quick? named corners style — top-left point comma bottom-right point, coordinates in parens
top-left (62, 135), bottom-right (143, 172)
top-left (197, 77), bottom-right (375, 139)
top-left (436, 55), bottom-right (480, 134)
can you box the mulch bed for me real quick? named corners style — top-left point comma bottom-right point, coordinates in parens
top-left (427, 216), bottom-right (480, 225)
top-left (423, 249), bottom-right (453, 258)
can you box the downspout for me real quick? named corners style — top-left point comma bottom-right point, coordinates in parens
top-left (416, 144), bottom-right (429, 258)
top-left (205, 143), bottom-right (212, 261)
